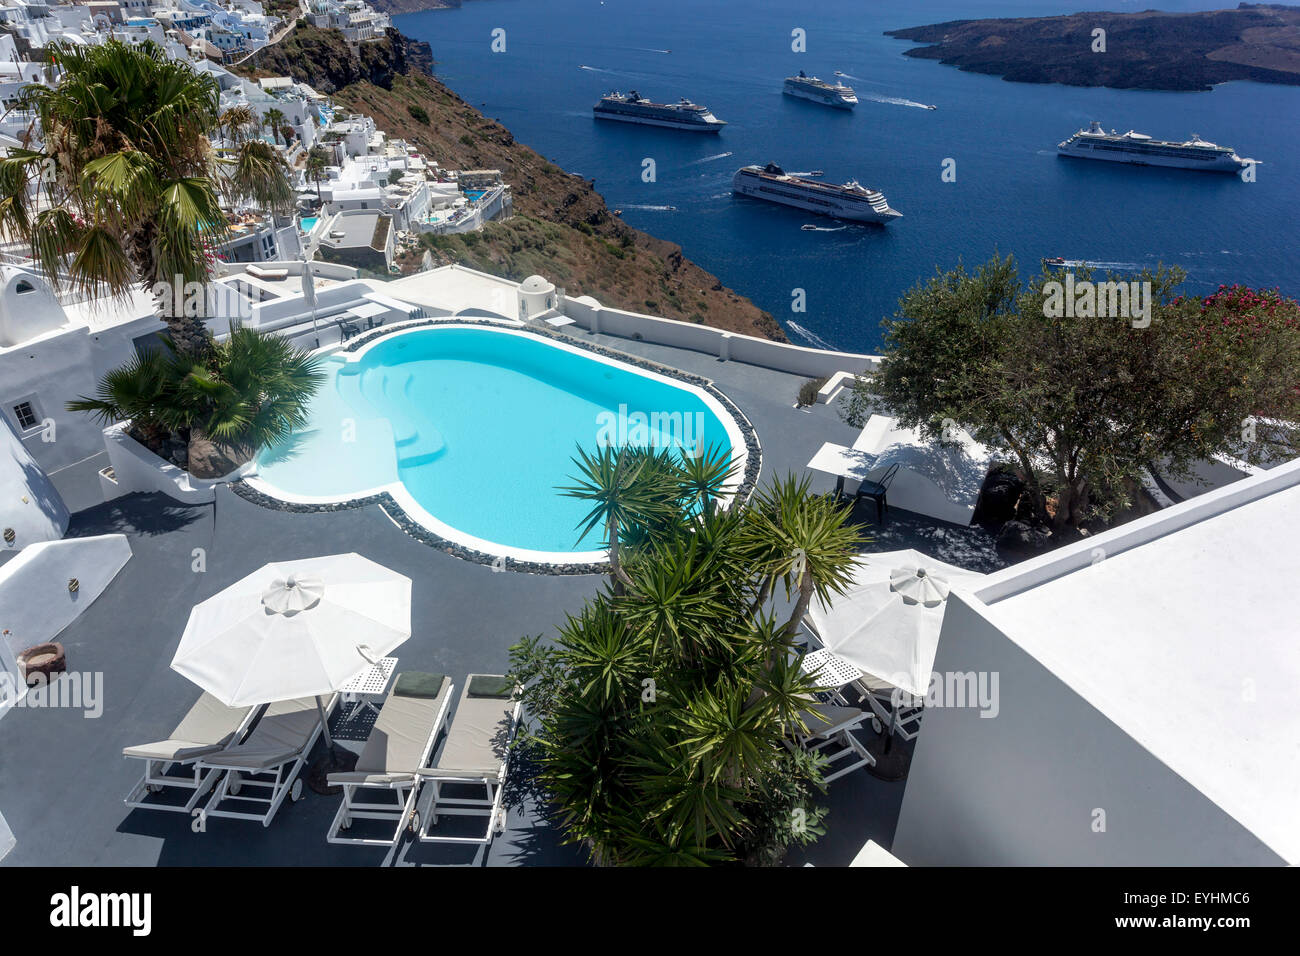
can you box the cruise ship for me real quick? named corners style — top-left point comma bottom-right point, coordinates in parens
top-left (783, 71), bottom-right (857, 109)
top-left (1058, 121), bottom-right (1255, 172)
top-left (592, 91), bottom-right (726, 132)
top-left (732, 163), bottom-right (901, 223)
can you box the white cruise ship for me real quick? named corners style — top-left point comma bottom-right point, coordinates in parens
top-left (783, 71), bottom-right (857, 109)
top-left (593, 91), bottom-right (726, 132)
top-left (1058, 121), bottom-right (1256, 172)
top-left (732, 163), bottom-right (901, 223)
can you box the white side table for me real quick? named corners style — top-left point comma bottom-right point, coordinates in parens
top-left (339, 657), bottom-right (398, 721)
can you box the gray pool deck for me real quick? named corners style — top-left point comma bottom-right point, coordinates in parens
top-left (0, 330), bottom-right (1004, 867)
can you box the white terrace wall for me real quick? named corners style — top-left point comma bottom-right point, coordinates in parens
top-left (0, 533), bottom-right (131, 664)
top-left (0, 313), bottom-right (159, 481)
top-left (562, 299), bottom-right (882, 379)
top-left (0, 416), bottom-right (68, 553)
top-left (101, 423), bottom-right (254, 504)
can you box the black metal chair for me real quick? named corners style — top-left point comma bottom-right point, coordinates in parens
top-left (854, 462), bottom-right (899, 522)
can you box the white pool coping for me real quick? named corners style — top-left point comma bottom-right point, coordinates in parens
top-left (244, 322), bottom-right (751, 567)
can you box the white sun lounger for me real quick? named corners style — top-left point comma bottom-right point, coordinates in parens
top-left (326, 673), bottom-right (455, 855)
top-left (199, 694), bottom-right (339, 827)
top-left (791, 702), bottom-right (876, 783)
top-left (414, 675), bottom-right (521, 846)
top-left (123, 693), bottom-right (259, 814)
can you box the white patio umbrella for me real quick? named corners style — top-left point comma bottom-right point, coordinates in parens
top-left (170, 553), bottom-right (411, 750)
top-left (300, 259), bottom-right (320, 348)
top-left (807, 549), bottom-right (985, 699)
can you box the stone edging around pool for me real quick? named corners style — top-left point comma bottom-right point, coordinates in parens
top-left (232, 318), bottom-right (763, 576)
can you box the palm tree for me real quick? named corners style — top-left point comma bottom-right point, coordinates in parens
top-left (262, 107), bottom-right (286, 147)
top-left (305, 145), bottom-right (330, 199)
top-left (67, 326), bottom-right (322, 468)
top-left (0, 40), bottom-right (294, 356)
top-left (512, 448), bottom-right (867, 865)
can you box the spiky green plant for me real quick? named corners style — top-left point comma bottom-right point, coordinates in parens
top-left (512, 449), bottom-right (866, 865)
top-left (67, 325), bottom-right (322, 457)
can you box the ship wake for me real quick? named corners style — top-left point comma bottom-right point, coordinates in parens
top-left (787, 321), bottom-right (837, 350)
top-left (861, 92), bottom-right (934, 110)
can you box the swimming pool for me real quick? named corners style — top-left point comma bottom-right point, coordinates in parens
top-left (463, 189), bottom-right (488, 202)
top-left (300, 216), bottom-right (319, 233)
top-left (250, 325), bottom-right (746, 562)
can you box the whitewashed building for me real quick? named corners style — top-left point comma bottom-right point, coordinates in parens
top-left (892, 459), bottom-right (1300, 866)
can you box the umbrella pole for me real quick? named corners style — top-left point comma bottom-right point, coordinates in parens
top-left (316, 694), bottom-right (335, 752)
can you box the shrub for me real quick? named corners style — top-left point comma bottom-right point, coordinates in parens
top-left (406, 104), bottom-right (430, 124)
top-left (797, 376), bottom-right (829, 407)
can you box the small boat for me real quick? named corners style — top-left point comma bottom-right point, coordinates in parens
top-left (1042, 256), bottom-right (1069, 269)
top-left (801, 224), bottom-right (819, 231)
top-left (925, 104), bottom-right (937, 111)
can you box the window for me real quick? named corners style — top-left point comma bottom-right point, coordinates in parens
top-left (14, 280), bottom-right (34, 294)
top-left (13, 401), bottom-right (38, 430)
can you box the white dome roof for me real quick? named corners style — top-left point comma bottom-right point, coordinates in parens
top-left (519, 275), bottom-right (555, 294)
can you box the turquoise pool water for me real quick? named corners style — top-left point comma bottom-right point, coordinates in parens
top-left (463, 189), bottom-right (487, 202)
top-left (255, 327), bottom-right (737, 556)
top-left (300, 217), bottom-right (319, 233)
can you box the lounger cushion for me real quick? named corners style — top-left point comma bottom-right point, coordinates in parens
top-left (328, 676), bottom-right (451, 784)
top-left (122, 739), bottom-right (227, 762)
top-left (420, 683), bottom-right (516, 779)
top-left (394, 671), bottom-right (446, 699)
top-left (467, 674), bottom-right (514, 699)
top-left (798, 703), bottom-right (866, 738)
top-left (122, 693), bottom-right (252, 761)
top-left (202, 695), bottom-right (334, 770)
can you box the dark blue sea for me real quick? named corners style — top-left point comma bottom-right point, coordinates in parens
top-left (397, 0), bottom-right (1300, 353)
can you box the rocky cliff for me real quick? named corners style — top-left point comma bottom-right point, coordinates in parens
top-left (238, 25), bottom-right (782, 339)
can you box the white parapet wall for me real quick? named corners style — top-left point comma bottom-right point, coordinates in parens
top-left (0, 533), bottom-right (131, 664)
top-left (0, 416), bottom-right (69, 554)
top-left (560, 297), bottom-right (882, 379)
top-left (101, 423), bottom-right (254, 505)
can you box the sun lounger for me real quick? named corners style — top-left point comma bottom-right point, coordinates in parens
top-left (123, 693), bottom-right (258, 814)
top-left (325, 673), bottom-right (454, 854)
top-left (199, 694), bottom-right (339, 827)
top-left (799, 619), bottom-right (925, 742)
top-left (791, 702), bottom-right (876, 782)
top-left (414, 675), bottom-right (521, 845)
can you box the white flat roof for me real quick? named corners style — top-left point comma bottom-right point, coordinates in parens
top-left (977, 461), bottom-right (1300, 863)
top-left (383, 265), bottom-right (520, 317)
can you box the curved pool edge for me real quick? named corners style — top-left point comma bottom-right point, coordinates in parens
top-left (237, 319), bottom-right (764, 574)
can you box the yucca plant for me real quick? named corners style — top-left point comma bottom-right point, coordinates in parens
top-left (512, 449), bottom-right (866, 865)
top-left (0, 40), bottom-right (293, 356)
